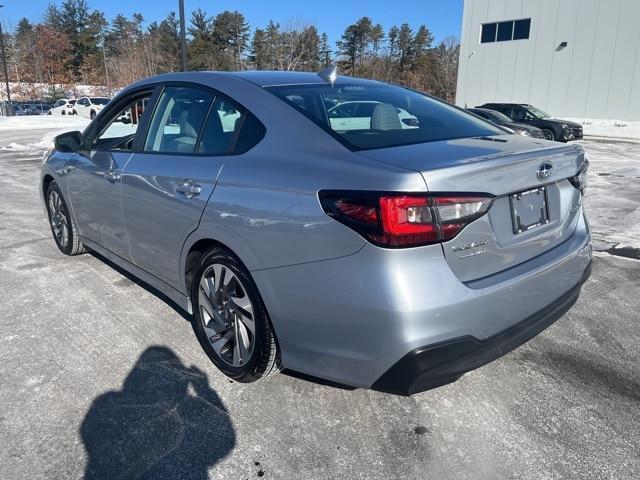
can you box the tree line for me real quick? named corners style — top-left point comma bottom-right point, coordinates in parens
top-left (2, 0), bottom-right (459, 102)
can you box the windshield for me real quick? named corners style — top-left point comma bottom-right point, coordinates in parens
top-left (90, 97), bottom-right (110, 105)
top-left (266, 83), bottom-right (502, 150)
top-left (481, 109), bottom-right (512, 123)
top-left (526, 106), bottom-right (551, 119)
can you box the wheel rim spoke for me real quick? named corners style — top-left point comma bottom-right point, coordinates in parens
top-left (210, 330), bottom-right (233, 357)
top-left (199, 263), bottom-right (256, 367)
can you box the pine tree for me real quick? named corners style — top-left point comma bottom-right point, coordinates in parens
top-left (188, 8), bottom-right (213, 70)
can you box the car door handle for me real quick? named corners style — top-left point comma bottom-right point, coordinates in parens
top-left (104, 170), bottom-right (121, 182)
top-left (176, 180), bottom-right (202, 198)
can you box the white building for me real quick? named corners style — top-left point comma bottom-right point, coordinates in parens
top-left (455, 0), bottom-right (640, 121)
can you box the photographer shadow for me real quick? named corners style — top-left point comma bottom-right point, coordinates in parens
top-left (80, 346), bottom-right (235, 479)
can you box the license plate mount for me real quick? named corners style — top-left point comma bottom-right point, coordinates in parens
top-left (509, 186), bottom-right (550, 234)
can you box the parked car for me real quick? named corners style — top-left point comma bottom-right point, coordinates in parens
top-left (22, 103), bottom-right (52, 115)
top-left (41, 71), bottom-right (591, 395)
top-left (478, 103), bottom-right (583, 142)
top-left (12, 104), bottom-right (30, 116)
top-left (73, 96), bottom-right (110, 119)
top-left (467, 107), bottom-right (544, 138)
top-left (48, 99), bottom-right (77, 115)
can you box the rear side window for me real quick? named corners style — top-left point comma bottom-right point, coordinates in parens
top-left (144, 87), bottom-right (214, 154)
top-left (266, 83), bottom-right (502, 151)
top-left (233, 113), bottom-right (266, 154)
top-left (197, 95), bottom-right (265, 155)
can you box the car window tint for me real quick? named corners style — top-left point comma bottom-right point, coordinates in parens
top-left (144, 87), bottom-right (214, 154)
top-left (93, 95), bottom-right (152, 150)
top-left (267, 84), bottom-right (501, 150)
top-left (197, 96), bottom-right (242, 154)
top-left (233, 112), bottom-right (266, 154)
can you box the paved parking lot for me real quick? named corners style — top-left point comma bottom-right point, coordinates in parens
top-left (1, 128), bottom-right (639, 479)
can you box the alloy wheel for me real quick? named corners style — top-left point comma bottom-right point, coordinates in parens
top-left (48, 190), bottom-right (69, 248)
top-left (198, 263), bottom-right (256, 367)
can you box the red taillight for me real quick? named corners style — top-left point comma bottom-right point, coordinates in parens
top-left (320, 191), bottom-right (492, 248)
top-left (335, 200), bottom-right (378, 225)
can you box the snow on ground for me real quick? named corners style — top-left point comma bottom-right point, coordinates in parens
top-left (565, 118), bottom-right (640, 140)
top-left (0, 115), bottom-right (89, 132)
top-left (0, 115), bottom-right (90, 153)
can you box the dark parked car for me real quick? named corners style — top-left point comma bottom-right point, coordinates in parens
top-left (467, 107), bottom-right (544, 138)
top-left (478, 103), bottom-right (583, 142)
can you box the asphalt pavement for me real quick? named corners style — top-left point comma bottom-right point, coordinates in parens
top-left (0, 129), bottom-right (639, 479)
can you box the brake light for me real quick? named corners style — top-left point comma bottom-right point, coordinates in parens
top-left (319, 191), bottom-right (492, 248)
top-left (569, 159), bottom-right (589, 195)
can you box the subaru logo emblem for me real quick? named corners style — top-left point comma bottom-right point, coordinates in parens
top-left (537, 162), bottom-right (553, 181)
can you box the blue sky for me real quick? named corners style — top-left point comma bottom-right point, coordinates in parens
top-left (0, 0), bottom-right (463, 46)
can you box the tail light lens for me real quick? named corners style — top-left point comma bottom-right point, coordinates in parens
top-left (569, 159), bottom-right (589, 195)
top-left (319, 191), bottom-right (492, 248)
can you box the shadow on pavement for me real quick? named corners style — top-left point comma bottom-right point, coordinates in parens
top-left (80, 346), bottom-right (235, 479)
top-left (89, 251), bottom-right (191, 322)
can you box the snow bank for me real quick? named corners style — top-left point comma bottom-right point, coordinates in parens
top-left (0, 115), bottom-right (89, 131)
top-left (565, 118), bottom-right (640, 140)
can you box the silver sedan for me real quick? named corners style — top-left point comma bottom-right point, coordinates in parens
top-left (40, 70), bottom-right (591, 395)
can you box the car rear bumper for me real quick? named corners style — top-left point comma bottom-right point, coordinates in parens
top-left (371, 261), bottom-right (591, 395)
top-left (253, 210), bottom-right (592, 393)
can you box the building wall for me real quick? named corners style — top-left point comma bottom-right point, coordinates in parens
top-left (456, 0), bottom-right (640, 121)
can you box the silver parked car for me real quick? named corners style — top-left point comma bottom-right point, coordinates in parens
top-left (41, 70), bottom-right (591, 395)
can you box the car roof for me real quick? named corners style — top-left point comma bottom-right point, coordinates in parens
top-left (226, 70), bottom-right (383, 88)
top-left (483, 103), bottom-right (531, 107)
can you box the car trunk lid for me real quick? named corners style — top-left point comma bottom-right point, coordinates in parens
top-left (356, 135), bottom-right (586, 281)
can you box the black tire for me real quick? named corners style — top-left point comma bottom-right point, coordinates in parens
top-left (45, 181), bottom-right (86, 256)
top-left (190, 247), bottom-right (280, 382)
top-left (61, 110), bottom-right (66, 115)
top-left (90, 110), bottom-right (96, 120)
top-left (542, 129), bottom-right (555, 141)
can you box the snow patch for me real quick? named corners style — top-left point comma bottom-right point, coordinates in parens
top-left (565, 118), bottom-right (640, 140)
top-left (0, 116), bottom-right (90, 153)
top-left (0, 115), bottom-right (90, 131)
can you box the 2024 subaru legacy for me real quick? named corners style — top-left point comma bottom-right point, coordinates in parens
top-left (41, 70), bottom-right (591, 395)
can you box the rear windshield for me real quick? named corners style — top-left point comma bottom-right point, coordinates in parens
top-left (266, 83), bottom-right (502, 150)
top-left (90, 97), bottom-right (110, 105)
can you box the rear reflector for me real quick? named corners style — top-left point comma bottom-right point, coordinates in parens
top-left (319, 191), bottom-right (493, 248)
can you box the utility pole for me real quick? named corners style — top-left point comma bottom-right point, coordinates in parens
top-left (0, 5), bottom-right (12, 116)
top-left (178, 0), bottom-right (187, 72)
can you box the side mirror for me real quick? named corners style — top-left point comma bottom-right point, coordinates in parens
top-left (55, 131), bottom-right (84, 152)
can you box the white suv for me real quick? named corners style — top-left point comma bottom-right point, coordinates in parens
top-left (48, 99), bottom-right (77, 115)
top-left (74, 97), bottom-right (110, 119)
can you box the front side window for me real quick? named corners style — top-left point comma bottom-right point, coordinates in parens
top-left (267, 83), bottom-right (502, 151)
top-left (144, 87), bottom-right (214, 154)
top-left (92, 93), bottom-right (152, 150)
